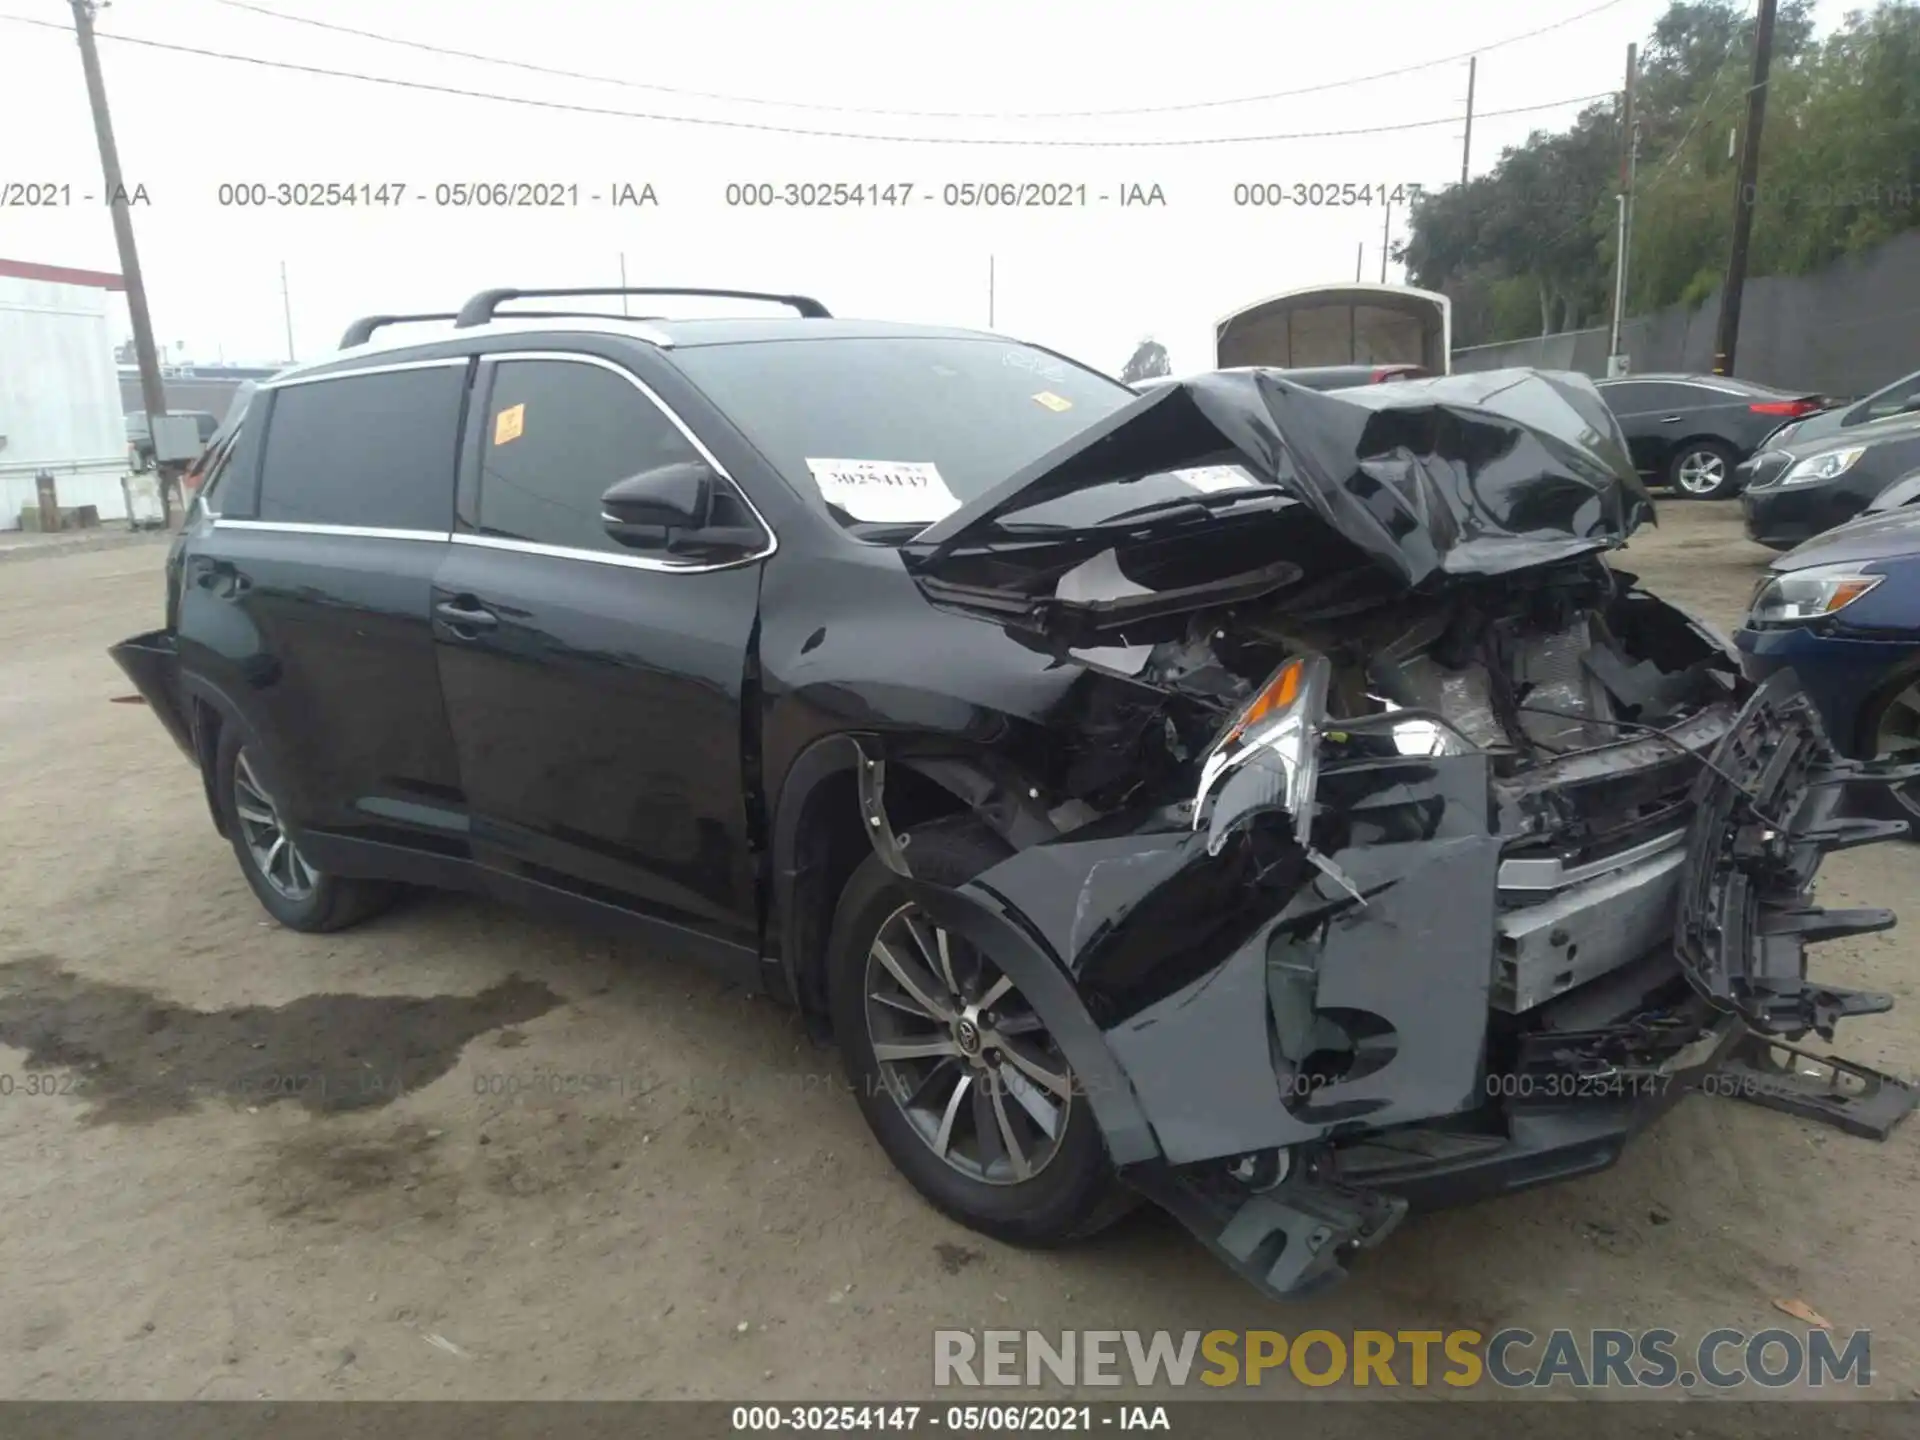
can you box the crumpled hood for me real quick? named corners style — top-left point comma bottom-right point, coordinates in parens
top-left (904, 366), bottom-right (1652, 593)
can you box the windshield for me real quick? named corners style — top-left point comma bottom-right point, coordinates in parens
top-left (670, 335), bottom-right (1143, 533)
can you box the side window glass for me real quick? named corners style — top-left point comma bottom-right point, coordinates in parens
top-left (1675, 383), bottom-right (1737, 408)
top-left (1633, 383), bottom-right (1702, 412)
top-left (195, 431), bottom-right (239, 507)
top-left (1600, 383), bottom-right (1650, 414)
top-left (1864, 376), bottom-right (1920, 421)
top-left (475, 357), bottom-right (737, 555)
top-left (256, 365), bottom-right (465, 532)
top-left (208, 409), bottom-right (266, 518)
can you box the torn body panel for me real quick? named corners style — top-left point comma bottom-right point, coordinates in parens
top-left (840, 607), bottom-right (1912, 1300)
top-left (805, 371), bottom-right (1912, 1304)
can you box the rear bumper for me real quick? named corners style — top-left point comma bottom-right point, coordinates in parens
top-left (108, 628), bottom-right (194, 761)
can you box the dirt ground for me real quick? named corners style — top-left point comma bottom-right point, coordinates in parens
top-left (1, 504), bottom-right (1916, 1404)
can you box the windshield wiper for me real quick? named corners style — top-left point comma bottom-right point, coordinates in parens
top-left (846, 519), bottom-right (939, 542)
top-left (1095, 486), bottom-right (1284, 527)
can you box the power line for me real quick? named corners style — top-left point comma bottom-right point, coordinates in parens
top-left (209, 0), bottom-right (1633, 120)
top-left (0, 14), bottom-right (1612, 147)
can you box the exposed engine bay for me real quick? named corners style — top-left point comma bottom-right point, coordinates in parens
top-left (1027, 555), bottom-right (1744, 1049)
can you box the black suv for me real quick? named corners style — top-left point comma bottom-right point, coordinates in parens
top-left (111, 288), bottom-right (1910, 1302)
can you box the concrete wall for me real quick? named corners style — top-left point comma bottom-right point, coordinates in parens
top-left (0, 276), bottom-right (130, 527)
top-left (1452, 228), bottom-right (1920, 396)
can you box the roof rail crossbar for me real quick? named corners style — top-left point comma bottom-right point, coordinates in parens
top-left (453, 287), bottom-right (831, 328)
top-left (338, 313), bottom-right (461, 348)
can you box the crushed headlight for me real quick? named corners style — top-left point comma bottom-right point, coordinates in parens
top-left (1746, 563), bottom-right (1884, 626)
top-left (1778, 446), bottom-right (1866, 487)
top-left (1194, 652), bottom-right (1329, 855)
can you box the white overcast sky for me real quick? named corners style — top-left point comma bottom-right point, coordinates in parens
top-left (2, 0), bottom-right (1738, 373)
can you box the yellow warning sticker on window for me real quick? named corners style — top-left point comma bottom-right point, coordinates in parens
top-left (493, 403), bottom-right (525, 445)
top-left (1032, 391), bottom-right (1073, 412)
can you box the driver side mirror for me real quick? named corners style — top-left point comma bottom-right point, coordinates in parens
top-left (600, 460), bottom-right (765, 558)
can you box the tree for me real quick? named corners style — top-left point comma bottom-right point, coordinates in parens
top-left (1397, 0), bottom-right (1916, 346)
top-left (1121, 337), bottom-right (1171, 383)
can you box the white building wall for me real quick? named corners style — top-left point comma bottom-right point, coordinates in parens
top-left (0, 275), bottom-right (130, 527)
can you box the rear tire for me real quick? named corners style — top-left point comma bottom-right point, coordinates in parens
top-left (1666, 439), bottom-right (1740, 499)
top-left (213, 729), bottom-right (396, 933)
top-left (826, 815), bottom-right (1131, 1247)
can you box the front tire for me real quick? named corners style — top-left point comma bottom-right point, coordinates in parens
top-left (826, 815), bottom-right (1127, 1246)
top-left (214, 730), bottom-right (396, 932)
top-left (1667, 439), bottom-right (1740, 499)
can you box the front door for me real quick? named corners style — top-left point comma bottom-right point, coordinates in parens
top-left (431, 350), bottom-right (769, 957)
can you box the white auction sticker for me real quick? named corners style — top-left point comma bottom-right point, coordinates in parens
top-left (804, 458), bottom-right (961, 524)
top-left (1171, 464), bottom-right (1263, 494)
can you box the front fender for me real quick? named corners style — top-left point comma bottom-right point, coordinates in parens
top-left (852, 743), bottom-right (1501, 1170)
top-left (766, 731), bottom-right (1058, 1010)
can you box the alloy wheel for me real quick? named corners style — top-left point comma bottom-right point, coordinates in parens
top-left (1675, 449), bottom-right (1729, 496)
top-left (1876, 682), bottom-right (1920, 822)
top-left (862, 902), bottom-right (1074, 1185)
top-left (233, 749), bottom-right (318, 901)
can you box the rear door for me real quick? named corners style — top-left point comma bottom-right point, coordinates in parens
top-left (430, 348), bottom-right (769, 960)
top-left (1599, 380), bottom-right (1711, 473)
top-left (180, 359), bottom-right (471, 852)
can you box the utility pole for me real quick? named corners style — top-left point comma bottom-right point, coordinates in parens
top-left (1607, 43), bottom-right (1639, 376)
top-left (279, 260), bottom-right (295, 362)
top-left (988, 254), bottom-right (996, 328)
top-left (1379, 201), bottom-right (1392, 283)
top-left (1355, 243), bottom-right (1363, 282)
top-left (70, 0), bottom-right (175, 525)
top-left (1713, 0), bottom-right (1778, 375)
top-left (1461, 57), bottom-right (1477, 186)
top-left (618, 253), bottom-right (629, 313)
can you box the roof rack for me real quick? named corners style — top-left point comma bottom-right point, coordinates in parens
top-left (338, 313), bottom-right (461, 348)
top-left (452, 286), bottom-right (831, 329)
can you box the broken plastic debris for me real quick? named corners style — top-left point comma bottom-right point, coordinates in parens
top-left (1771, 1298), bottom-right (1832, 1329)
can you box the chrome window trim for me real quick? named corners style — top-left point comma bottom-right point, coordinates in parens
top-left (464, 349), bottom-right (778, 573)
top-left (215, 519), bottom-right (451, 542)
top-left (261, 357), bottom-right (471, 390)
top-left (449, 531), bottom-right (759, 574)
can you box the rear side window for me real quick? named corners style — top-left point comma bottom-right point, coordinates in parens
top-left (473, 357), bottom-right (708, 555)
top-left (204, 412), bottom-right (266, 517)
top-left (1673, 382), bottom-right (1747, 406)
top-left (1607, 382), bottom-right (1712, 413)
top-left (1862, 372), bottom-right (1920, 422)
top-left (256, 365), bottom-right (465, 531)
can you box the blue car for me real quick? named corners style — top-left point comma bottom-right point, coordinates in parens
top-left (1735, 506), bottom-right (1920, 824)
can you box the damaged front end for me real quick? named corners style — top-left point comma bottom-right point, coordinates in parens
top-left (856, 369), bottom-right (1916, 1300)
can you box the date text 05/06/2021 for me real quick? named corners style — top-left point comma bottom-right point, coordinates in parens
top-left (721, 182), bottom-right (1168, 208)
top-left (730, 1406), bottom-right (1172, 1433)
top-left (209, 181), bottom-right (659, 208)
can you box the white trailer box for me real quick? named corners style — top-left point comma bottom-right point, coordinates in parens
top-left (0, 259), bottom-right (131, 529)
